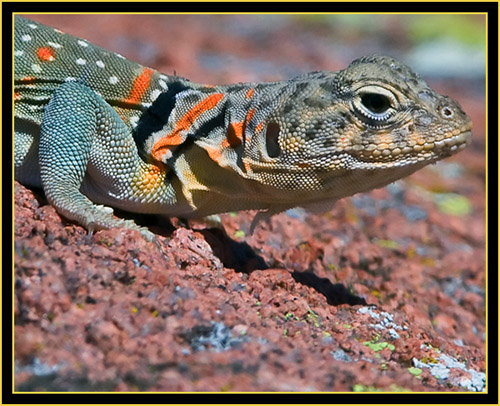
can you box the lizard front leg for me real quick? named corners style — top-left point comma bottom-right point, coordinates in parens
top-left (39, 81), bottom-right (165, 241)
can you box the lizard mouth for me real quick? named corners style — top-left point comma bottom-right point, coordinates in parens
top-left (430, 129), bottom-right (472, 154)
top-left (348, 127), bottom-right (472, 166)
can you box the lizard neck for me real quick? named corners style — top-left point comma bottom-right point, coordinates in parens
top-left (133, 77), bottom-right (294, 166)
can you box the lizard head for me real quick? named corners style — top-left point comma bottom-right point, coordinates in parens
top-left (331, 54), bottom-right (473, 169)
top-left (265, 55), bottom-right (472, 173)
top-left (245, 54), bottom-right (472, 203)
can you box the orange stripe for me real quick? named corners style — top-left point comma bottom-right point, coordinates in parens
top-left (243, 159), bottom-right (252, 173)
top-left (19, 76), bottom-right (36, 83)
top-left (246, 108), bottom-right (256, 124)
top-left (36, 46), bottom-right (56, 62)
top-left (225, 108), bottom-right (255, 148)
top-left (151, 93), bottom-right (225, 161)
top-left (245, 88), bottom-right (254, 99)
top-left (226, 122), bottom-right (244, 148)
top-left (124, 68), bottom-right (154, 105)
top-left (206, 146), bottom-right (223, 163)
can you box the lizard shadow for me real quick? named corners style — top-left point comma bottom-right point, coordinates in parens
top-left (198, 228), bottom-right (268, 273)
top-left (291, 271), bottom-right (368, 306)
top-left (18, 189), bottom-right (366, 308)
top-left (199, 228), bottom-right (368, 307)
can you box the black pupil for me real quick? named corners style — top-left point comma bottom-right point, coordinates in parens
top-left (361, 93), bottom-right (390, 114)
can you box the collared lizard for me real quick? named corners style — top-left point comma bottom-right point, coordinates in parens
top-left (14, 16), bottom-right (473, 241)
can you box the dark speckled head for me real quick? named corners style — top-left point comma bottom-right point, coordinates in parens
top-left (330, 54), bottom-right (473, 167)
top-left (240, 54), bottom-right (472, 206)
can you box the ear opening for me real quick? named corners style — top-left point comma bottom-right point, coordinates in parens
top-left (265, 121), bottom-right (281, 158)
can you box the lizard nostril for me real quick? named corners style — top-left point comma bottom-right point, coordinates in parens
top-left (265, 121), bottom-right (281, 158)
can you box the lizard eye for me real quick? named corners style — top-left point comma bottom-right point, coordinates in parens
top-left (353, 86), bottom-right (397, 123)
top-left (361, 93), bottom-right (391, 114)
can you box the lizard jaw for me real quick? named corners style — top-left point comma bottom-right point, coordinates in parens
top-left (346, 126), bottom-right (472, 169)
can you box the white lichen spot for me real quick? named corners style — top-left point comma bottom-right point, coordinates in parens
top-left (76, 58), bottom-right (86, 65)
top-left (413, 354), bottom-right (486, 392)
top-left (109, 76), bottom-right (119, 85)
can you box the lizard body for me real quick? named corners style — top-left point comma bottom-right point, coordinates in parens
top-left (14, 16), bottom-right (473, 240)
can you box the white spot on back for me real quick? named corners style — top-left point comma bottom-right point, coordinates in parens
top-left (96, 60), bottom-right (105, 68)
top-left (65, 77), bottom-right (76, 82)
top-left (76, 58), bottom-right (86, 65)
top-left (115, 53), bottom-right (126, 59)
top-left (47, 41), bottom-right (62, 49)
top-left (21, 34), bottom-right (32, 42)
top-left (14, 50), bottom-right (24, 57)
top-left (109, 76), bottom-right (119, 85)
top-left (31, 95), bottom-right (48, 101)
top-left (31, 64), bottom-right (42, 73)
top-left (28, 23), bottom-right (38, 29)
top-left (77, 40), bottom-right (89, 47)
top-left (159, 80), bottom-right (167, 89)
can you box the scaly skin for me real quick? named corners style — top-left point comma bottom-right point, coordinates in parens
top-left (14, 16), bottom-right (472, 240)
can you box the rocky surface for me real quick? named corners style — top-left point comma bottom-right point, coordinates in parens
top-left (14, 14), bottom-right (487, 393)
